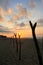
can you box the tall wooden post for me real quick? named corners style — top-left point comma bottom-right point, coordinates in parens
top-left (29, 21), bottom-right (43, 65)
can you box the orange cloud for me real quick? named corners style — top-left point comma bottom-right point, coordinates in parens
top-left (0, 7), bottom-right (14, 28)
top-left (0, 7), bottom-right (5, 16)
top-left (0, 7), bottom-right (6, 22)
top-left (6, 8), bottom-right (12, 16)
top-left (0, 15), bottom-right (5, 22)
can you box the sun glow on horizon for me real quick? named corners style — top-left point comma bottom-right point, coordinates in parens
top-left (0, 0), bottom-right (43, 38)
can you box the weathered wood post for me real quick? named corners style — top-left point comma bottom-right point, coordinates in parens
top-left (14, 33), bottom-right (18, 53)
top-left (29, 21), bottom-right (43, 65)
top-left (18, 34), bottom-right (21, 60)
top-left (13, 35), bottom-right (15, 48)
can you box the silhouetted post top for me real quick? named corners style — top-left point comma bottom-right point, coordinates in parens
top-left (18, 33), bottom-right (21, 39)
top-left (14, 33), bottom-right (17, 37)
top-left (29, 20), bottom-right (37, 30)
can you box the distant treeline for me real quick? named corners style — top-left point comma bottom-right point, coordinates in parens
top-left (0, 35), bottom-right (7, 38)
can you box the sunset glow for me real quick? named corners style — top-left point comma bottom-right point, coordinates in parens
top-left (0, 0), bottom-right (43, 38)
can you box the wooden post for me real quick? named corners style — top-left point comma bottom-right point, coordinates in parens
top-left (18, 34), bottom-right (21, 60)
top-left (14, 33), bottom-right (18, 53)
top-left (13, 35), bottom-right (14, 48)
top-left (29, 21), bottom-right (43, 65)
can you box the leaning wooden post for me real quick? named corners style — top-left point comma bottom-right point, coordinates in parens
top-left (29, 21), bottom-right (43, 65)
top-left (18, 34), bottom-right (21, 60)
top-left (14, 33), bottom-right (18, 53)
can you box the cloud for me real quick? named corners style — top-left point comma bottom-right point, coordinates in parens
top-left (0, 7), bottom-right (5, 16)
top-left (0, 25), bottom-right (13, 33)
top-left (37, 18), bottom-right (43, 26)
top-left (17, 3), bottom-right (31, 17)
top-left (0, 0), bottom-right (10, 9)
top-left (17, 22), bottom-right (25, 27)
top-left (0, 3), bottom-right (31, 29)
top-left (0, 0), bottom-right (13, 17)
top-left (6, 8), bottom-right (13, 16)
top-left (0, 6), bottom-right (13, 18)
top-left (0, 3), bottom-right (31, 23)
top-left (0, 15), bottom-right (5, 22)
top-left (16, 3), bottom-right (23, 10)
top-left (12, 3), bottom-right (31, 20)
top-left (0, 7), bottom-right (14, 28)
top-left (0, 0), bottom-right (6, 7)
top-left (0, 7), bottom-right (6, 22)
top-left (27, 0), bottom-right (37, 9)
top-left (41, 0), bottom-right (43, 3)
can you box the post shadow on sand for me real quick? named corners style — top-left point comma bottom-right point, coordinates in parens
top-left (29, 21), bottom-right (43, 65)
top-left (14, 33), bottom-right (18, 53)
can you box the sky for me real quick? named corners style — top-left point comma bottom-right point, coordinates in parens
top-left (0, 0), bottom-right (43, 38)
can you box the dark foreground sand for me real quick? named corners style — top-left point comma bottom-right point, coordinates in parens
top-left (0, 38), bottom-right (43, 65)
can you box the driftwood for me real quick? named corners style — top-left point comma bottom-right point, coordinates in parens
top-left (29, 21), bottom-right (43, 65)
